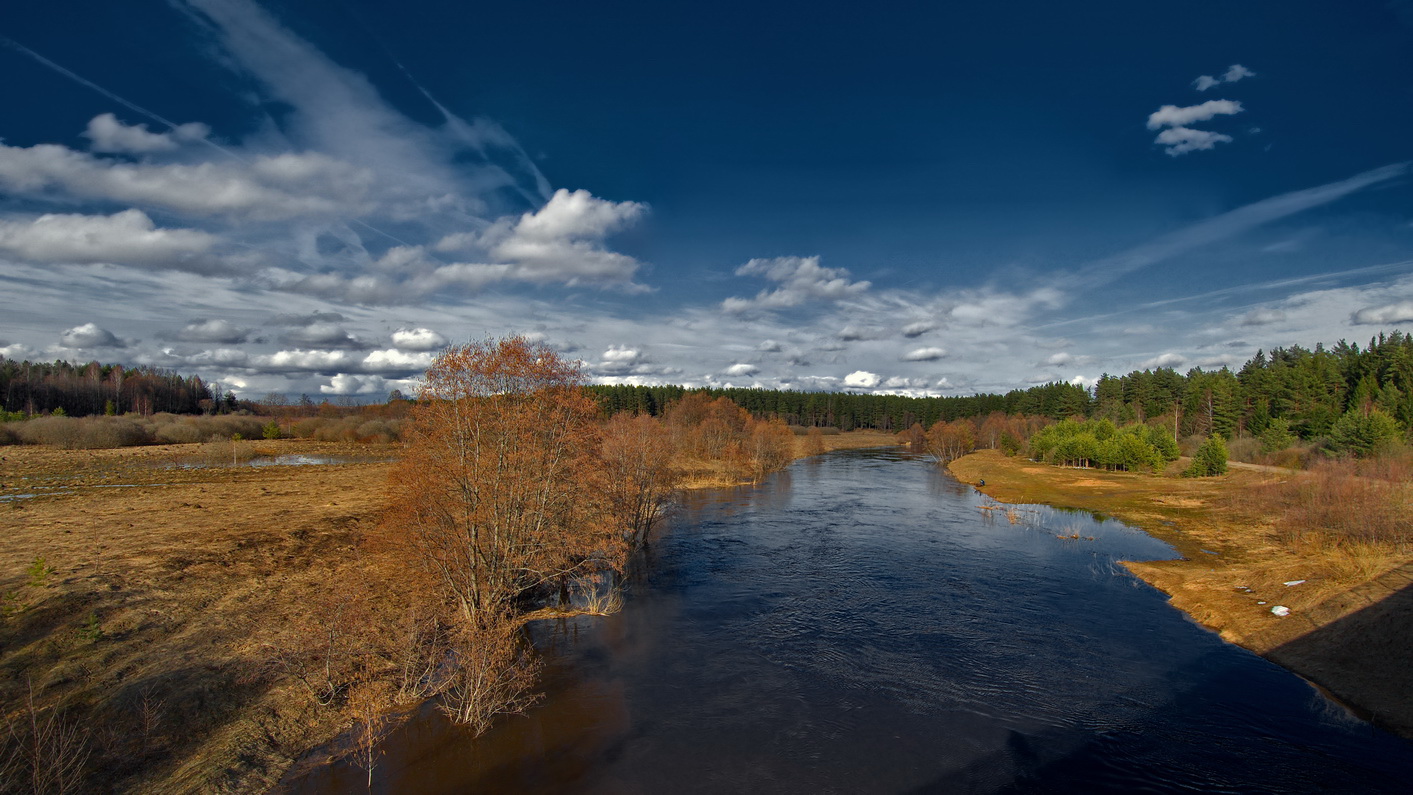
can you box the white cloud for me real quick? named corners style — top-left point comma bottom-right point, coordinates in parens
top-left (1224, 64), bottom-right (1257, 83)
top-left (281, 322), bottom-right (366, 349)
top-left (1351, 301), bottom-right (1413, 325)
top-left (1146, 100), bottom-right (1244, 130)
top-left (757, 339), bottom-right (783, 352)
top-left (1240, 308), bottom-right (1287, 326)
top-left (82, 113), bottom-right (208, 153)
top-left (60, 322), bottom-right (125, 348)
top-left (1069, 375), bottom-right (1098, 389)
top-left (321, 373), bottom-right (389, 395)
top-left (901, 346), bottom-right (946, 361)
top-left (0, 142), bottom-right (373, 221)
top-left (843, 370), bottom-right (881, 388)
top-left (474, 188), bottom-right (648, 286)
top-left (1154, 126), bottom-right (1234, 156)
top-left (0, 210), bottom-right (223, 272)
top-left (391, 327), bottom-right (447, 351)
top-left (602, 345), bottom-right (642, 363)
top-left (838, 325), bottom-right (881, 341)
top-left (1193, 64), bottom-right (1256, 92)
top-left (723, 255), bottom-right (871, 312)
top-left (360, 348), bottom-right (433, 372)
top-left (263, 349), bottom-right (358, 372)
top-left (724, 363), bottom-right (758, 376)
top-left (900, 321), bottom-right (935, 338)
top-left (170, 319), bottom-right (250, 343)
top-left (1045, 352), bottom-right (1075, 366)
top-left (1140, 352), bottom-right (1187, 369)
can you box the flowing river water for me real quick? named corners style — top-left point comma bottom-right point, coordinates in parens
top-left (286, 448), bottom-right (1413, 793)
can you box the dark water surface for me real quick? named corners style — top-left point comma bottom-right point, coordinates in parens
top-left (289, 449), bottom-right (1413, 793)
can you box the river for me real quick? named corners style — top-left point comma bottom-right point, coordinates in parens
top-left (287, 448), bottom-right (1413, 793)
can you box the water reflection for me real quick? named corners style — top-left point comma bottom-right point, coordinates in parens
top-left (283, 448), bottom-right (1413, 793)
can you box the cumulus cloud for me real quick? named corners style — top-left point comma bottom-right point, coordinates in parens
top-left (0, 210), bottom-right (223, 272)
top-left (1146, 100), bottom-right (1244, 130)
top-left (1193, 64), bottom-right (1256, 92)
top-left (843, 370), bottom-right (881, 388)
top-left (390, 327), bottom-right (447, 351)
top-left (280, 322), bottom-right (367, 349)
top-left (82, 113), bottom-right (209, 154)
top-left (1045, 352), bottom-right (1075, 366)
top-left (464, 188), bottom-right (649, 286)
top-left (60, 322), bottom-right (125, 348)
top-left (724, 363), bottom-right (758, 376)
top-left (360, 349), bottom-right (433, 372)
top-left (757, 339), bottom-right (783, 352)
top-left (722, 255), bottom-right (870, 313)
top-left (1351, 301), bottom-right (1413, 325)
top-left (1154, 126), bottom-right (1235, 156)
top-left (167, 318), bottom-right (250, 344)
top-left (601, 345), bottom-right (643, 363)
top-left (1240, 308), bottom-right (1287, 326)
top-left (901, 346), bottom-right (946, 361)
top-left (321, 373), bottom-right (391, 395)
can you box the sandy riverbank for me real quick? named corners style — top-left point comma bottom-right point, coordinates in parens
top-left (948, 449), bottom-right (1413, 740)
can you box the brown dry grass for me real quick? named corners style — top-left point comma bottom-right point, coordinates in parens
top-left (948, 450), bottom-right (1409, 648)
top-left (949, 449), bottom-right (1413, 737)
top-left (0, 440), bottom-right (396, 793)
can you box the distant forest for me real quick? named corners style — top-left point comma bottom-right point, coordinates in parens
top-left (590, 331), bottom-right (1413, 442)
top-left (0, 359), bottom-right (219, 417)
top-left (5, 331), bottom-right (1410, 444)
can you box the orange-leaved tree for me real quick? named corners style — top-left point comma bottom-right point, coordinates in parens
top-left (600, 412), bottom-right (680, 551)
top-left (381, 337), bottom-right (621, 620)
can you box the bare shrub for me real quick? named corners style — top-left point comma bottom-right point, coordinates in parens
top-left (150, 416), bottom-right (205, 444)
top-left (292, 417), bottom-right (329, 438)
top-left (4, 681), bottom-right (93, 795)
top-left (1242, 455), bottom-right (1413, 549)
top-left (1225, 434), bottom-right (1261, 464)
top-left (439, 615), bottom-right (541, 734)
top-left (0, 424), bottom-right (19, 446)
top-left (15, 417), bottom-right (82, 448)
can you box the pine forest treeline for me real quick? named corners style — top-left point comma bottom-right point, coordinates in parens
top-left (589, 330), bottom-right (1413, 445)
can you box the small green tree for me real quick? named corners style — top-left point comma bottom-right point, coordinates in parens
top-left (1258, 417), bottom-right (1297, 454)
top-left (262, 421), bottom-right (281, 440)
top-left (1183, 435), bottom-right (1228, 477)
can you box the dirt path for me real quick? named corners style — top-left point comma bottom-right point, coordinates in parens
top-left (948, 449), bottom-right (1413, 741)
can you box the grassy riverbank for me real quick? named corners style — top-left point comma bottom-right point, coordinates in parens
top-left (0, 431), bottom-right (899, 791)
top-left (948, 449), bottom-right (1413, 739)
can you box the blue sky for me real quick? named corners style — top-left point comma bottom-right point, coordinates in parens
top-left (2, 0), bottom-right (1412, 399)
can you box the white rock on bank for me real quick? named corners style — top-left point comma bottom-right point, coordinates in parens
top-left (1271, 605), bottom-right (1291, 617)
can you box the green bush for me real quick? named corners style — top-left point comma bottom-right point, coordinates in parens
top-left (1324, 409), bottom-right (1401, 458)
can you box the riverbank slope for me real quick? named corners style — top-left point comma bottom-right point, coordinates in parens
top-left (948, 449), bottom-right (1413, 740)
